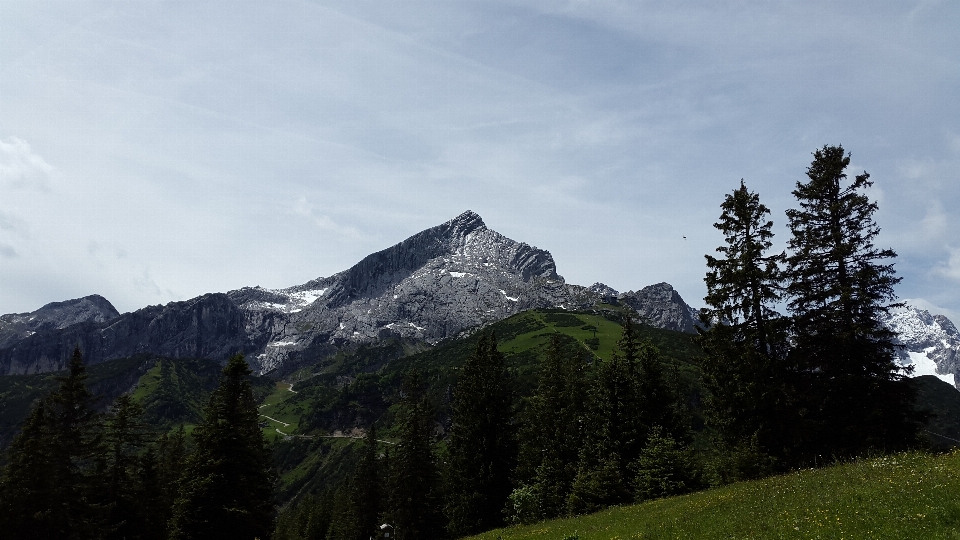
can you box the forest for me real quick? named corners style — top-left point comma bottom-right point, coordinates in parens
top-left (0, 145), bottom-right (937, 540)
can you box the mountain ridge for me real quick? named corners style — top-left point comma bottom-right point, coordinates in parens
top-left (0, 211), bottom-right (697, 375)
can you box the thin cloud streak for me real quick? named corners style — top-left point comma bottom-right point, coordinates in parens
top-left (0, 0), bottom-right (957, 318)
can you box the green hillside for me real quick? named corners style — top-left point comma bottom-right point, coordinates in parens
top-left (261, 308), bottom-right (703, 501)
top-left (0, 354), bottom-right (158, 449)
top-left (468, 450), bottom-right (960, 540)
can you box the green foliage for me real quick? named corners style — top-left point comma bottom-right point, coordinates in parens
top-left (135, 358), bottom-right (221, 427)
top-left (632, 427), bottom-right (700, 501)
top-left (568, 320), bottom-right (689, 515)
top-left (102, 394), bottom-right (156, 540)
top-left (169, 354), bottom-right (277, 540)
top-left (273, 490), bottom-right (335, 540)
top-left (0, 348), bottom-right (109, 539)
top-left (386, 371), bottom-right (445, 540)
top-left (785, 145), bottom-right (921, 461)
top-left (445, 332), bottom-right (517, 536)
top-left (504, 484), bottom-right (541, 525)
top-left (541, 312), bottom-right (585, 327)
top-left (515, 334), bottom-right (587, 520)
top-left (697, 180), bottom-right (789, 466)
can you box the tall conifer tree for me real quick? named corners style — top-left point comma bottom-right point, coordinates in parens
top-left (698, 181), bottom-right (788, 464)
top-left (445, 332), bottom-right (516, 537)
top-left (169, 354), bottom-right (276, 540)
top-left (102, 394), bottom-right (154, 540)
top-left (387, 370), bottom-right (445, 540)
top-left (0, 399), bottom-right (58, 539)
top-left (516, 334), bottom-right (586, 520)
top-left (0, 347), bottom-right (105, 539)
top-left (567, 318), bottom-right (680, 514)
top-left (785, 145), bottom-right (920, 459)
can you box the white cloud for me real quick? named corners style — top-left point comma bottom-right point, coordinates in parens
top-left (292, 196), bottom-right (366, 241)
top-left (934, 246), bottom-right (960, 281)
top-left (0, 137), bottom-right (53, 190)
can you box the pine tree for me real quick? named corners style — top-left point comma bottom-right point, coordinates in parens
top-left (156, 424), bottom-right (189, 526)
top-left (135, 445), bottom-right (169, 540)
top-left (698, 180), bottom-right (789, 466)
top-left (353, 425), bottom-right (382, 539)
top-left (785, 145), bottom-right (921, 460)
top-left (386, 370), bottom-right (445, 540)
top-left (444, 332), bottom-right (516, 537)
top-left (169, 354), bottom-right (277, 540)
top-left (327, 425), bottom-right (383, 540)
top-left (568, 318), bottom-right (678, 514)
top-left (0, 347), bottom-right (105, 540)
top-left (515, 334), bottom-right (587, 521)
top-left (326, 480), bottom-right (360, 540)
top-left (567, 328), bottom-right (634, 513)
top-left (102, 394), bottom-right (154, 540)
top-left (632, 426), bottom-right (698, 501)
top-left (0, 399), bottom-right (58, 539)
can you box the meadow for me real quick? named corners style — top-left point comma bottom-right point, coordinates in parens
top-left (469, 451), bottom-right (960, 540)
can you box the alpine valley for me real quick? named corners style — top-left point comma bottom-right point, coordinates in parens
top-left (3, 210), bottom-right (960, 521)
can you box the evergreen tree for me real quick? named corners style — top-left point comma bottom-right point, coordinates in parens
top-left (273, 491), bottom-right (334, 540)
top-left (386, 370), bottom-right (445, 540)
top-left (135, 445), bottom-right (169, 540)
top-left (785, 145), bottom-right (921, 460)
top-left (0, 347), bottom-right (106, 540)
top-left (353, 425), bottom-right (383, 539)
top-left (143, 358), bottom-right (190, 425)
top-left (0, 398), bottom-right (58, 539)
top-left (102, 394), bottom-right (154, 540)
top-left (326, 480), bottom-right (360, 540)
top-left (514, 334), bottom-right (587, 521)
top-left (444, 332), bottom-right (516, 537)
top-left (698, 180), bottom-right (789, 465)
top-left (567, 319), bottom-right (680, 514)
top-left (632, 426), bottom-right (698, 502)
top-left (169, 354), bottom-right (277, 540)
top-left (156, 424), bottom-right (189, 527)
top-left (326, 426), bottom-right (382, 540)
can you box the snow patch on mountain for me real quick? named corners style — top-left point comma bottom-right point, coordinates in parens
top-left (883, 306), bottom-right (960, 390)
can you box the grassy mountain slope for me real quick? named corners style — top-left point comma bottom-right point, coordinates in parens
top-left (468, 451), bottom-right (960, 540)
top-left (261, 308), bottom-right (702, 501)
top-left (0, 354), bottom-right (157, 449)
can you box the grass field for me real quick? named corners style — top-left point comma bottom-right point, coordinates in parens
top-left (259, 380), bottom-right (303, 438)
top-left (469, 451), bottom-right (960, 540)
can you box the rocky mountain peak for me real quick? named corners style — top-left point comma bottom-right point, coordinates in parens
top-left (0, 212), bottom-right (697, 375)
top-left (0, 294), bottom-right (120, 350)
top-left (618, 283), bottom-right (700, 333)
top-left (883, 306), bottom-right (960, 388)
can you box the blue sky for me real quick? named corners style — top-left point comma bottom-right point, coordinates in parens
top-left (1, 1), bottom-right (959, 318)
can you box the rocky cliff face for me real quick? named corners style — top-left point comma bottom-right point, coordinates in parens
top-left (0, 211), bottom-right (699, 375)
top-left (882, 307), bottom-right (960, 389)
top-left (0, 295), bottom-right (120, 350)
top-left (619, 283), bottom-right (700, 333)
top-left (0, 294), bottom-right (265, 375)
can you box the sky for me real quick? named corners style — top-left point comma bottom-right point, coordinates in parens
top-left (1, 0), bottom-right (959, 319)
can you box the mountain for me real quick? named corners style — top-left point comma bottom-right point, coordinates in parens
top-left (883, 306), bottom-right (960, 389)
top-left (0, 211), bottom-right (698, 375)
top-left (0, 295), bottom-right (119, 350)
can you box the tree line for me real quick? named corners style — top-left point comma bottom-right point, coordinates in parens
top-left (274, 144), bottom-right (924, 539)
top-left (275, 318), bottom-right (693, 540)
top-left (0, 350), bottom-right (276, 540)
top-left (697, 144), bottom-right (922, 477)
